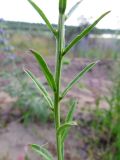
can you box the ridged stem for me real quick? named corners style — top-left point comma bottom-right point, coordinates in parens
top-left (54, 13), bottom-right (65, 160)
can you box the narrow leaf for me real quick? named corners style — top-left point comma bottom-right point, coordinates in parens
top-left (30, 144), bottom-right (53, 160)
top-left (63, 11), bottom-right (111, 56)
top-left (61, 100), bottom-right (77, 142)
top-left (61, 62), bottom-right (97, 98)
top-left (30, 50), bottom-right (56, 91)
top-left (65, 0), bottom-right (83, 21)
top-left (24, 69), bottom-right (54, 110)
top-left (27, 0), bottom-right (56, 36)
top-left (57, 121), bottom-right (77, 136)
top-left (65, 99), bottom-right (77, 122)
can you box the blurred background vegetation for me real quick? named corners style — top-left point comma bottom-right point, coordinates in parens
top-left (1, 18), bottom-right (120, 159)
top-left (1, 20), bottom-right (120, 59)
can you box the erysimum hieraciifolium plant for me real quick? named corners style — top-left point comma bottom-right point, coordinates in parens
top-left (25, 0), bottom-right (110, 159)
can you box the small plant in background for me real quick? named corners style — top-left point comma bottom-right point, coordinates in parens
top-left (86, 60), bottom-right (120, 159)
top-left (2, 69), bottom-right (50, 125)
top-left (24, 0), bottom-right (110, 159)
top-left (0, 19), bottom-right (44, 126)
top-left (102, 61), bottom-right (120, 159)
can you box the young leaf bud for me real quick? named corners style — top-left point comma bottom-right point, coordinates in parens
top-left (59, 0), bottom-right (67, 14)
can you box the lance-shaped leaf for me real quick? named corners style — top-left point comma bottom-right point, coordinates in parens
top-left (30, 144), bottom-right (53, 160)
top-left (61, 100), bottom-right (77, 143)
top-left (61, 61), bottom-right (97, 99)
top-left (30, 50), bottom-right (56, 91)
top-left (65, 99), bottom-right (77, 122)
top-left (63, 11), bottom-right (110, 56)
top-left (57, 121), bottom-right (77, 136)
top-left (27, 0), bottom-right (56, 36)
top-left (24, 69), bottom-right (54, 110)
top-left (65, 0), bottom-right (83, 21)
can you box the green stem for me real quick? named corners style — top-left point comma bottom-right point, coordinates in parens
top-left (54, 13), bottom-right (65, 160)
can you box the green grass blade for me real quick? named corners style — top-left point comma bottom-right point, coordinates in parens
top-left (57, 121), bottom-right (77, 137)
top-left (61, 100), bottom-right (77, 142)
top-left (63, 11), bottom-right (110, 56)
top-left (24, 69), bottom-right (54, 110)
top-left (61, 62), bottom-right (97, 99)
top-left (30, 144), bottom-right (53, 160)
top-left (65, 0), bottom-right (83, 21)
top-left (30, 50), bottom-right (56, 91)
top-left (27, 0), bottom-right (56, 36)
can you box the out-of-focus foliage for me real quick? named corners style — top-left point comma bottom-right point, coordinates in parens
top-left (1, 20), bottom-right (120, 59)
top-left (2, 68), bottom-right (50, 125)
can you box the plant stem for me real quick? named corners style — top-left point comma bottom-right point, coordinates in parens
top-left (54, 13), bottom-right (65, 160)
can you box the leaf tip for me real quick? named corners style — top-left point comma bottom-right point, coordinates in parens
top-left (27, 0), bottom-right (32, 3)
top-left (29, 49), bottom-right (34, 53)
top-left (23, 66), bottom-right (27, 73)
top-left (23, 68), bottom-right (31, 77)
top-left (104, 10), bottom-right (111, 16)
top-left (107, 10), bottom-right (111, 13)
top-left (78, 0), bottom-right (84, 4)
top-left (95, 60), bottom-right (100, 64)
top-left (73, 121), bottom-right (78, 126)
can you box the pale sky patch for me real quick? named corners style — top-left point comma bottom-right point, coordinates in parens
top-left (0, 0), bottom-right (119, 29)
